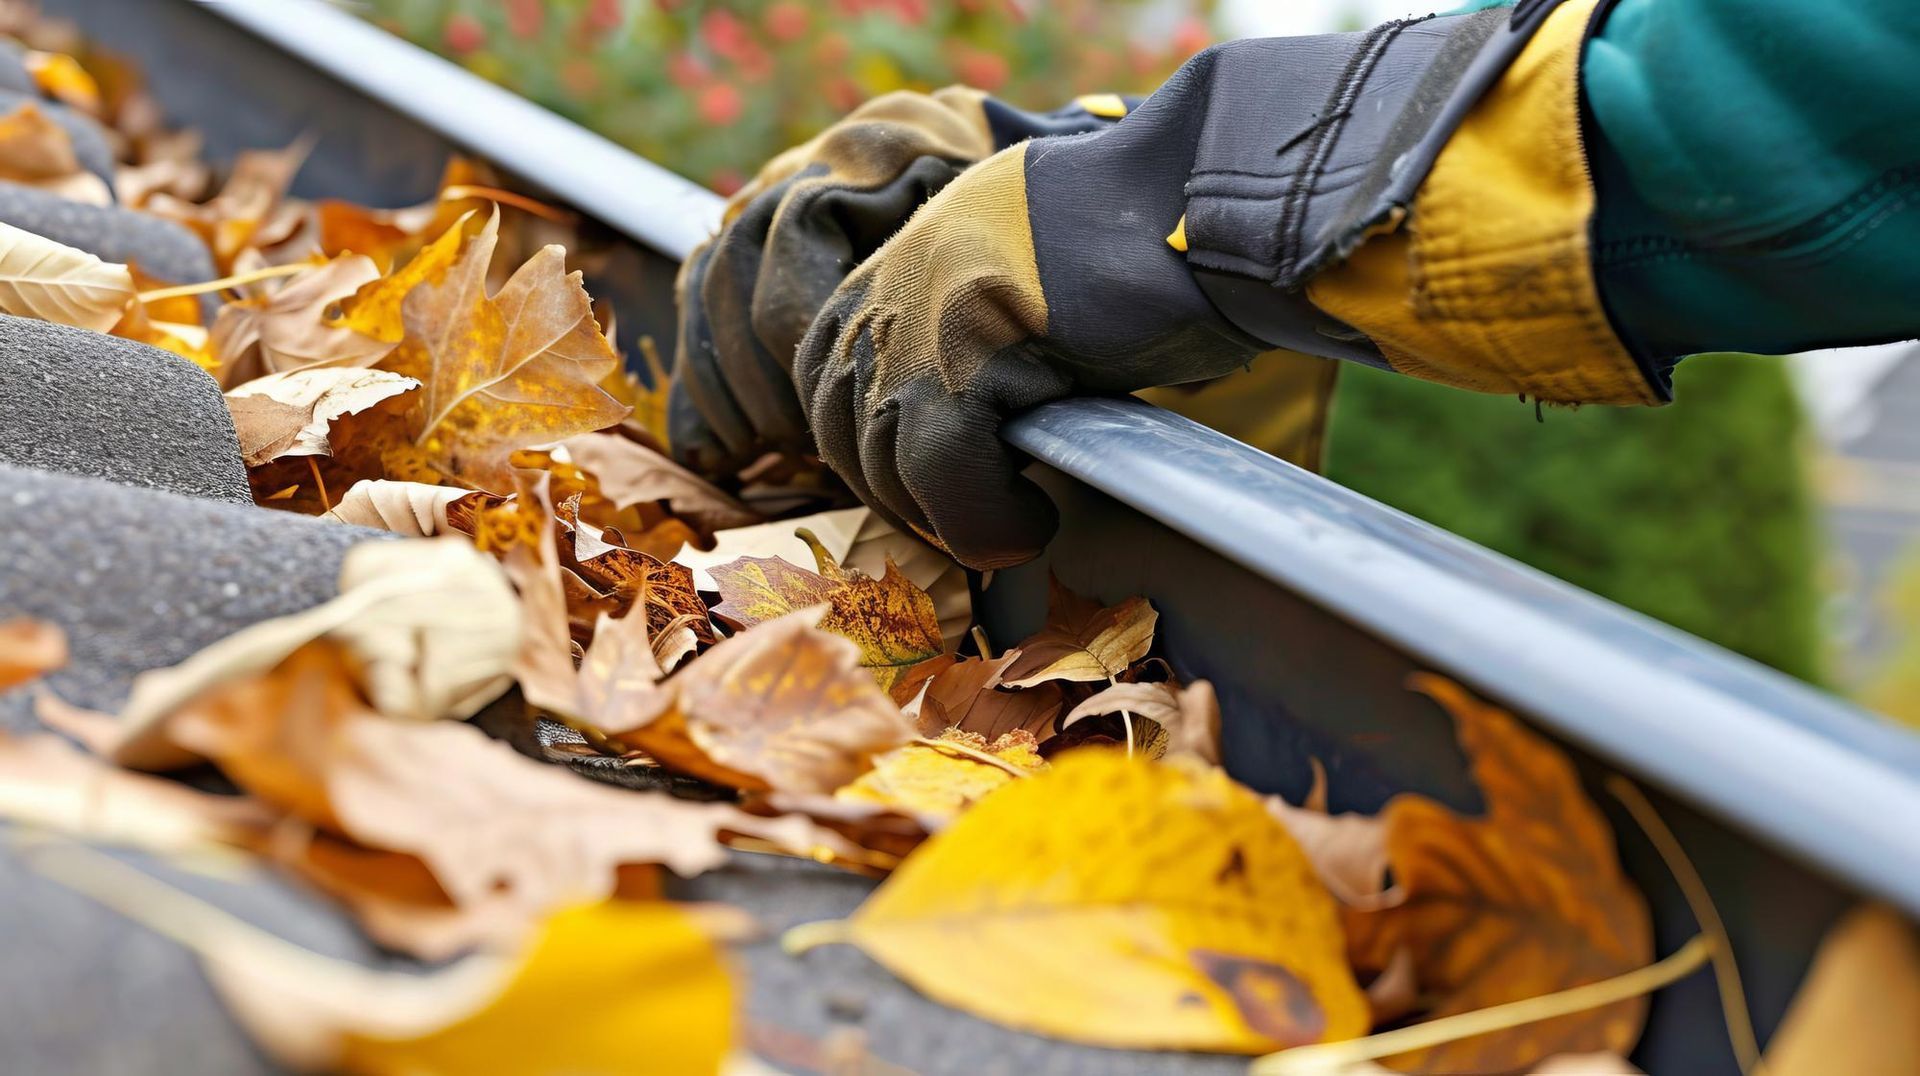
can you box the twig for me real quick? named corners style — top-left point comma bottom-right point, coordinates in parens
top-left (306, 456), bottom-right (331, 511)
top-left (910, 735), bottom-right (1028, 778)
top-left (1608, 775), bottom-right (1763, 1074)
top-left (1251, 935), bottom-right (1714, 1074)
top-left (136, 261), bottom-right (307, 303)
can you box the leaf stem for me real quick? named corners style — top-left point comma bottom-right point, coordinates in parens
top-left (1608, 776), bottom-right (1762, 1074)
top-left (1250, 935), bottom-right (1714, 1075)
top-left (441, 184), bottom-right (572, 223)
top-left (781, 918), bottom-right (854, 955)
top-left (910, 735), bottom-right (1029, 778)
top-left (136, 261), bottom-right (308, 303)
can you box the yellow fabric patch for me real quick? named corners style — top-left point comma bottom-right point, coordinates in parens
top-left (1138, 350), bottom-right (1338, 470)
top-left (1307, 0), bottom-right (1656, 406)
top-left (1076, 93), bottom-right (1130, 119)
top-left (1166, 213), bottom-right (1189, 252)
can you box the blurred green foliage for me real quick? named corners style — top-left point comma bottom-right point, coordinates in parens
top-left (1867, 545), bottom-right (1920, 725)
top-left (365, 0), bottom-right (1213, 194)
top-left (1325, 354), bottom-right (1825, 682)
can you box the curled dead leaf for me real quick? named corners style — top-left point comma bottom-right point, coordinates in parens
top-left (608, 609), bottom-right (917, 795)
top-left (226, 367), bottom-right (420, 467)
top-left (1340, 675), bottom-right (1653, 1073)
top-left (320, 479), bottom-right (488, 536)
top-left (212, 253), bottom-right (395, 385)
top-left (1000, 577), bottom-right (1157, 688)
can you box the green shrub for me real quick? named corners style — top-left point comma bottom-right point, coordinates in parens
top-left (1324, 354), bottom-right (1825, 682)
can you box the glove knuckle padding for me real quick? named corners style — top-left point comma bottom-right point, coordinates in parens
top-left (670, 240), bottom-right (756, 466)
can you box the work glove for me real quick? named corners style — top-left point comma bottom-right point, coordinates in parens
top-left (792, 6), bottom-right (1568, 568)
top-left (669, 87), bottom-right (1124, 474)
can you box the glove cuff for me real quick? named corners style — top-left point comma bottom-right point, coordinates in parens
top-left (1182, 3), bottom-right (1565, 291)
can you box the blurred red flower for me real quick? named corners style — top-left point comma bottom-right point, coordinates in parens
top-left (763, 1), bottom-right (809, 43)
top-left (442, 13), bottom-right (485, 54)
top-left (507, 0), bottom-right (544, 40)
top-left (954, 49), bottom-right (1008, 92)
top-left (701, 9), bottom-right (752, 62)
top-left (586, 0), bottom-right (624, 32)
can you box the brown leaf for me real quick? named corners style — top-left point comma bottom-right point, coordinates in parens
top-left (608, 609), bottom-right (917, 795)
top-left (916, 651), bottom-right (1063, 742)
top-left (148, 138), bottom-right (310, 268)
top-left (495, 474), bottom-right (580, 718)
top-left (1061, 679), bottom-right (1221, 764)
top-left (1341, 675), bottom-right (1652, 1073)
top-left (1000, 577), bottom-right (1157, 688)
top-left (1264, 793), bottom-right (1392, 911)
top-left (0, 729), bottom-right (272, 852)
top-left (560, 502), bottom-right (715, 647)
top-left (212, 254), bottom-right (395, 385)
top-left (320, 480), bottom-right (490, 536)
top-left (377, 212), bottom-right (628, 493)
top-left (225, 367), bottom-right (420, 466)
top-left (710, 530), bottom-right (945, 697)
top-left (1, 617), bottom-right (67, 690)
top-left (562, 430), bottom-right (758, 532)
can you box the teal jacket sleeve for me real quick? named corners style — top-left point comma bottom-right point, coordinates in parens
top-left (1582, 0), bottom-right (1920, 366)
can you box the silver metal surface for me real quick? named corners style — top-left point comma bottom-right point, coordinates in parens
top-left (188, 0), bottom-right (1920, 916)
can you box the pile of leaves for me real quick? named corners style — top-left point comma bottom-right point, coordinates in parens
top-left (0, 17), bottom-right (1904, 1076)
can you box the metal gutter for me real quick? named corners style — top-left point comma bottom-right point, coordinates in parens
top-left (197, 0), bottom-right (1920, 915)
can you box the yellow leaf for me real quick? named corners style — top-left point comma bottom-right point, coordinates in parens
top-left (0, 218), bottom-right (134, 332)
top-left (1001, 576), bottom-right (1157, 688)
top-left (24, 51), bottom-right (102, 113)
top-left (334, 212), bottom-right (469, 344)
top-left (833, 728), bottom-right (1045, 823)
top-left (710, 529), bottom-right (944, 697)
top-left (378, 211), bottom-right (629, 491)
top-left (0, 101), bottom-right (82, 181)
top-left (28, 844), bottom-right (733, 1076)
top-left (1342, 675), bottom-right (1652, 1072)
top-left (787, 750), bottom-right (1369, 1052)
top-left (1762, 903), bottom-right (1920, 1075)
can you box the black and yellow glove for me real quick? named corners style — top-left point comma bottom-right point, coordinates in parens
top-left (668, 87), bottom-right (1125, 473)
top-left (792, 5), bottom-right (1583, 568)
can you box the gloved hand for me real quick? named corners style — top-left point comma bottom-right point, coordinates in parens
top-left (792, 8), bottom-right (1564, 568)
top-left (669, 87), bottom-right (1124, 474)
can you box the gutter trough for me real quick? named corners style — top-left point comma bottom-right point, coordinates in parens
top-left (55, 2), bottom-right (1920, 1070)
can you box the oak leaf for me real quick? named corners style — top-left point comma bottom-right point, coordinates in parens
top-left (1001, 577), bottom-right (1157, 688)
top-left (787, 751), bottom-right (1368, 1052)
top-left (710, 530), bottom-right (945, 697)
top-left (1341, 675), bottom-right (1653, 1073)
top-left (606, 609), bottom-right (917, 795)
top-left (0, 218), bottom-right (134, 331)
top-left (226, 367), bottom-right (420, 467)
top-left (0, 616), bottom-right (66, 690)
top-left (212, 253), bottom-right (395, 385)
top-left (372, 211), bottom-right (629, 491)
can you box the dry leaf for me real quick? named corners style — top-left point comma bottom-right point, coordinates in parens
top-left (320, 479), bottom-right (487, 536)
top-left (24, 50), bottom-right (102, 113)
top-left (710, 531), bottom-right (945, 697)
top-left (1265, 794), bottom-right (1392, 911)
top-left (376, 211), bottom-right (628, 492)
top-left (29, 845), bottom-right (734, 1076)
top-left (0, 218), bottom-right (134, 331)
top-left (609, 609), bottom-right (917, 795)
top-left (914, 651), bottom-right (1062, 741)
top-left (786, 751), bottom-right (1368, 1052)
top-left (1762, 903), bottom-right (1920, 1075)
top-left (1000, 578), bottom-right (1157, 688)
top-left (566, 533), bottom-right (715, 647)
top-left (563, 430), bottom-right (758, 532)
top-left (334, 210), bottom-right (468, 342)
top-left (0, 731), bottom-right (271, 852)
top-left (212, 254), bottom-right (395, 385)
top-left (0, 616), bottom-right (66, 690)
top-left (226, 367), bottom-right (420, 466)
top-left (832, 728), bottom-right (1044, 824)
top-left (148, 139), bottom-right (309, 267)
top-left (0, 101), bottom-right (83, 180)
top-left (1062, 679), bottom-right (1221, 763)
top-left (110, 538), bottom-right (520, 769)
top-left (1341, 675), bottom-right (1652, 1072)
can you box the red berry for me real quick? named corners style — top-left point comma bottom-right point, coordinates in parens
top-left (443, 14), bottom-right (486, 54)
top-left (697, 82), bottom-right (744, 125)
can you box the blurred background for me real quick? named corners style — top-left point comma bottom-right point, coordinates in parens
top-left (359, 0), bottom-right (1920, 720)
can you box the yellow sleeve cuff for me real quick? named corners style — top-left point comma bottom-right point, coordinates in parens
top-left (1306, 0), bottom-right (1657, 407)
